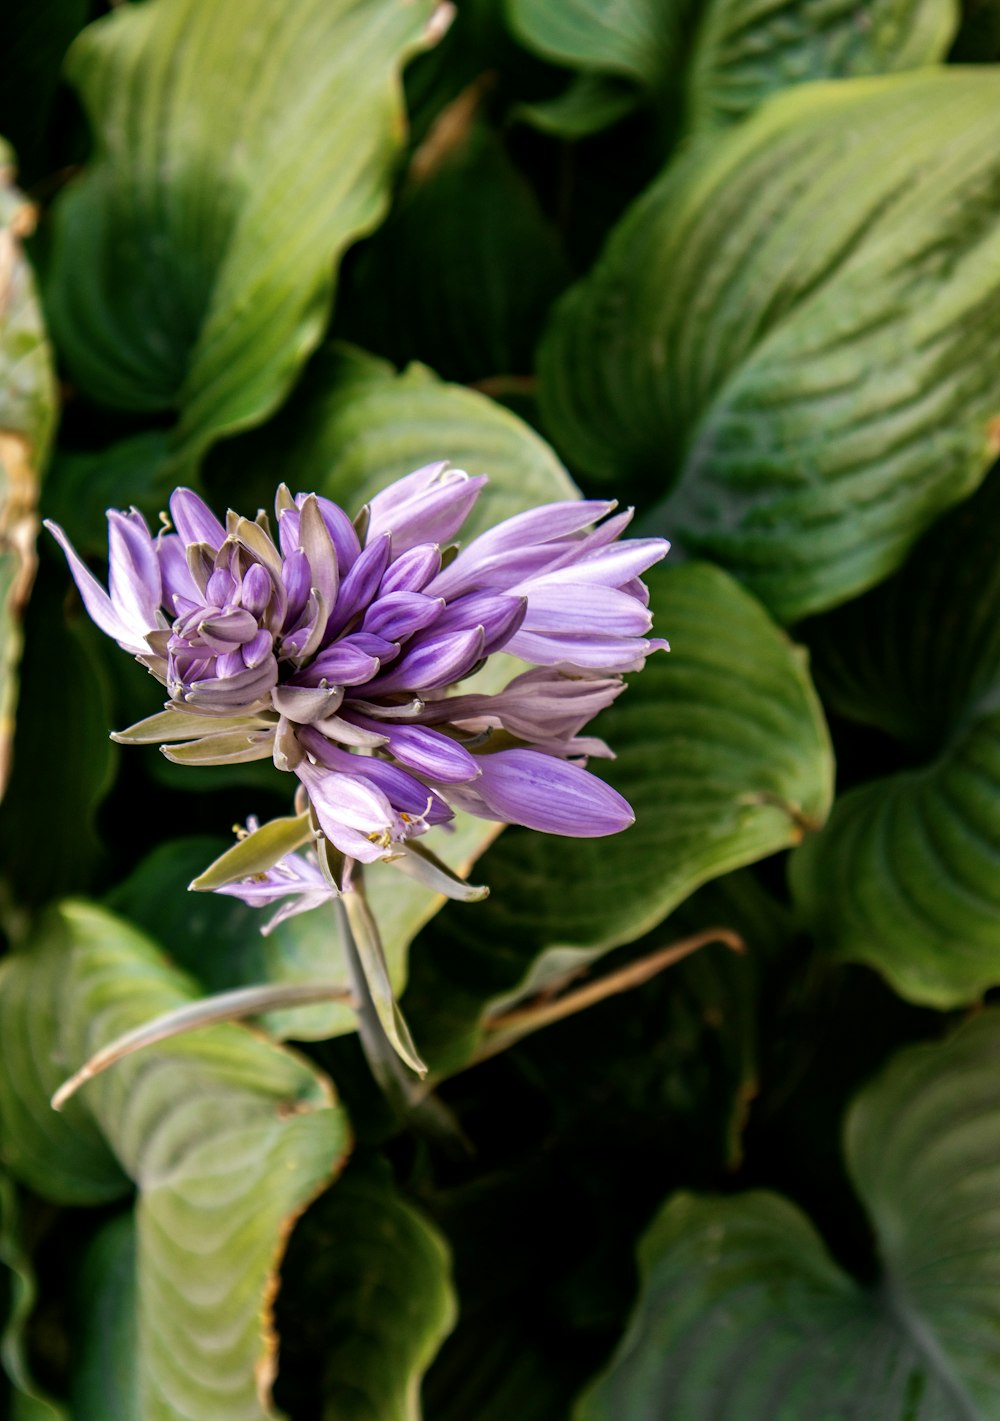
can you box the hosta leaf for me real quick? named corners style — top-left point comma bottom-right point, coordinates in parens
top-left (539, 69), bottom-right (1000, 622)
top-left (404, 561), bottom-right (832, 1072)
top-left (686, 0), bottom-right (957, 132)
top-left (576, 1009), bottom-right (1000, 1420)
top-left (506, 0), bottom-right (677, 93)
top-left (0, 144), bottom-right (57, 800)
top-left (210, 343), bottom-right (577, 539)
top-left (508, 0), bottom-right (954, 140)
top-left (69, 1215), bottom-right (138, 1421)
top-left (791, 470), bottom-right (1000, 1007)
top-left (41, 431), bottom-right (173, 560)
top-left (0, 1174), bottom-right (66, 1421)
top-left (44, 0), bottom-right (442, 471)
top-left (0, 902), bottom-right (350, 1420)
top-left (0, 573), bottom-right (116, 908)
top-left (276, 1161), bottom-right (455, 1421)
top-left (336, 109), bottom-right (571, 382)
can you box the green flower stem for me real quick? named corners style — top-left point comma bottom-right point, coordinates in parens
top-left (335, 881), bottom-right (470, 1152)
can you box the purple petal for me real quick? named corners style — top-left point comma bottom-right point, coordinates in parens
top-left (296, 758), bottom-right (399, 862)
top-left (44, 519), bottom-right (148, 652)
top-left (326, 534), bottom-right (392, 637)
top-left (299, 730), bottom-right (454, 823)
top-left (462, 749), bottom-right (634, 835)
top-left (368, 625), bottom-right (486, 695)
top-left (281, 549), bottom-right (311, 629)
top-left (296, 642), bottom-right (381, 687)
top-left (241, 564), bottom-right (273, 618)
top-left (243, 628), bottom-right (274, 668)
top-left (313, 494), bottom-right (361, 569)
top-left (420, 668), bottom-right (625, 740)
top-left (380, 543), bottom-right (442, 595)
top-left (169, 488), bottom-right (227, 549)
top-left (533, 538), bottom-right (670, 589)
top-left (298, 494), bottom-right (339, 620)
top-left (157, 534), bottom-right (201, 613)
top-left (107, 510), bottom-right (162, 636)
top-left (362, 591), bottom-right (444, 643)
top-left (178, 659), bottom-right (278, 709)
top-left (520, 585), bottom-right (652, 637)
top-left (366, 463), bottom-right (487, 555)
top-left (197, 607), bottom-right (260, 652)
top-left (432, 591), bottom-right (527, 656)
top-left (351, 717), bottom-right (480, 783)
top-left (504, 628), bottom-right (660, 671)
top-left (431, 500), bottom-right (615, 598)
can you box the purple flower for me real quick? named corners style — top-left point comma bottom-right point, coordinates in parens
top-left (45, 464), bottom-right (669, 863)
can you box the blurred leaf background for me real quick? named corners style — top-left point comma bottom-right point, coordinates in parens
top-left (2, 0), bottom-right (1000, 1416)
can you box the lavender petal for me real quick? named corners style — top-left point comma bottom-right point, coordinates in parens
top-left (368, 624), bottom-right (486, 695)
top-left (43, 519), bottom-right (148, 653)
top-left (366, 463), bottom-right (487, 555)
top-left (457, 749), bottom-right (634, 836)
top-left (169, 488), bottom-right (227, 549)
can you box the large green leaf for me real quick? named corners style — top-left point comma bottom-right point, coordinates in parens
top-left (685, 0), bottom-right (957, 132)
top-left (538, 69), bottom-right (1000, 623)
top-left (335, 109), bottom-right (571, 382)
top-left (0, 144), bottom-right (57, 800)
top-left (0, 571), bottom-right (116, 909)
top-left (791, 470), bottom-right (1000, 1007)
top-left (508, 0), bottom-right (954, 140)
top-left (69, 1215), bottom-right (138, 1421)
top-left (0, 1174), bottom-right (66, 1421)
top-left (210, 342), bottom-right (578, 536)
top-left (405, 560), bottom-right (832, 1073)
top-left (577, 1009), bottom-right (1000, 1420)
top-left (0, 902), bottom-right (350, 1420)
top-left (506, 0), bottom-right (677, 93)
top-left (43, 0), bottom-right (442, 472)
top-left (276, 1160), bottom-right (455, 1421)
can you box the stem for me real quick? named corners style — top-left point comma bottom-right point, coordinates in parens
top-left (334, 894), bottom-right (421, 1115)
top-left (334, 883), bottom-right (471, 1154)
top-left (470, 927), bottom-right (745, 1066)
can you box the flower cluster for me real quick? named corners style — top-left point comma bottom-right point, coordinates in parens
top-left (46, 464), bottom-right (668, 869)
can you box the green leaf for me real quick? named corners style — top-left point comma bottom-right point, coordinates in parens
top-left (790, 470), bottom-right (1000, 1007)
top-left (43, 0), bottom-right (442, 472)
top-left (685, 0), bottom-right (957, 133)
top-left (0, 571), bottom-right (117, 908)
top-left (0, 144), bottom-right (58, 801)
top-left (40, 432), bottom-right (173, 560)
top-left (189, 812), bottom-right (312, 891)
top-left (513, 73), bottom-right (640, 139)
top-left (539, 69), bottom-right (1000, 622)
top-left (336, 109), bottom-right (571, 382)
top-left (0, 1174), bottom-right (67, 1421)
top-left (0, 901), bottom-right (350, 1420)
top-left (576, 1009), bottom-right (1000, 1420)
top-left (276, 1160), bottom-right (455, 1421)
top-left (69, 1215), bottom-right (138, 1421)
top-left (210, 343), bottom-right (578, 541)
top-left (506, 0), bottom-right (677, 93)
top-left (405, 561), bottom-right (832, 1072)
